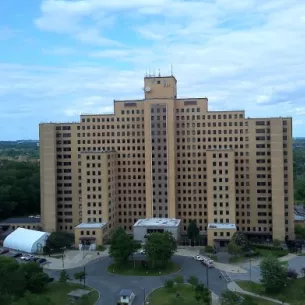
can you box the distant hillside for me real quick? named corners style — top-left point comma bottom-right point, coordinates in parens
top-left (0, 141), bottom-right (39, 161)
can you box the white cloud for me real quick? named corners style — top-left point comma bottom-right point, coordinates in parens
top-left (1, 0), bottom-right (305, 139)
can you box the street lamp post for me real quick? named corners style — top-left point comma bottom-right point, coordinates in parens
top-left (249, 259), bottom-right (252, 282)
top-left (206, 265), bottom-right (209, 289)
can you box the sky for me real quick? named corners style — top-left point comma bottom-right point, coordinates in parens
top-left (0, 0), bottom-right (305, 140)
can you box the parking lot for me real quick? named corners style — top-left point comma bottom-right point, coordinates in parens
top-left (0, 247), bottom-right (49, 266)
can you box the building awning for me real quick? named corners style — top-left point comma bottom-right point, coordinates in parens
top-left (79, 237), bottom-right (96, 241)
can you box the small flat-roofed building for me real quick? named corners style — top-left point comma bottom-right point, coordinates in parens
top-left (74, 222), bottom-right (108, 249)
top-left (207, 223), bottom-right (237, 247)
top-left (133, 218), bottom-right (181, 242)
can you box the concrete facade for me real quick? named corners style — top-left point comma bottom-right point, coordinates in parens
top-left (39, 75), bottom-right (295, 244)
top-left (133, 218), bottom-right (181, 242)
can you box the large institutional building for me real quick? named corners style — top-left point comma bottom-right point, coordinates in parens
top-left (40, 75), bottom-right (294, 247)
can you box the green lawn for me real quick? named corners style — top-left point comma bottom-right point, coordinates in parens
top-left (107, 260), bottom-right (180, 276)
top-left (147, 284), bottom-right (195, 305)
top-left (16, 282), bottom-right (99, 305)
top-left (237, 279), bottom-right (305, 305)
top-left (255, 248), bottom-right (288, 258)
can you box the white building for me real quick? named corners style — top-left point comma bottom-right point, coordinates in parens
top-left (133, 218), bottom-right (181, 242)
top-left (3, 227), bottom-right (50, 253)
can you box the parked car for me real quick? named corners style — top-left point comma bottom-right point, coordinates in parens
top-left (194, 255), bottom-right (204, 261)
top-left (37, 258), bottom-right (47, 264)
top-left (20, 255), bottom-right (31, 261)
top-left (200, 257), bottom-right (214, 268)
top-left (0, 248), bottom-right (9, 255)
top-left (31, 257), bottom-right (40, 262)
top-left (12, 252), bottom-right (23, 258)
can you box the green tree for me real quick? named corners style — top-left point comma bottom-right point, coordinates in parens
top-left (295, 224), bottom-right (305, 239)
top-left (194, 284), bottom-right (211, 305)
top-left (260, 256), bottom-right (287, 293)
top-left (59, 269), bottom-right (70, 282)
top-left (228, 242), bottom-right (242, 256)
top-left (74, 271), bottom-right (87, 285)
top-left (109, 227), bottom-right (140, 265)
top-left (144, 231), bottom-right (177, 268)
top-left (164, 279), bottom-right (175, 291)
top-left (231, 232), bottom-right (248, 250)
top-left (20, 262), bottom-right (50, 293)
top-left (45, 232), bottom-right (74, 252)
top-left (0, 256), bottom-right (26, 299)
top-left (187, 220), bottom-right (200, 244)
top-left (16, 292), bottom-right (55, 305)
top-left (220, 290), bottom-right (242, 305)
top-left (187, 275), bottom-right (199, 287)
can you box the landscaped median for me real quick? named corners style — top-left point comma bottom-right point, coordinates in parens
top-left (237, 279), bottom-right (304, 305)
top-left (107, 260), bottom-right (180, 276)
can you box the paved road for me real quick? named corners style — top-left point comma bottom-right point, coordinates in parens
top-left (46, 255), bottom-right (228, 305)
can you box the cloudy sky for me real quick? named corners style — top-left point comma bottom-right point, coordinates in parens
top-left (1, 0), bottom-right (305, 140)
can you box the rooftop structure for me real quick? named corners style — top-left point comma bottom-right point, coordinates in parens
top-left (134, 218), bottom-right (181, 227)
top-left (75, 222), bottom-right (107, 229)
top-left (208, 223), bottom-right (237, 230)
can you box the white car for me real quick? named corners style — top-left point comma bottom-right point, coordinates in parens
top-left (20, 256), bottom-right (31, 261)
top-left (139, 249), bottom-right (145, 254)
top-left (194, 255), bottom-right (204, 261)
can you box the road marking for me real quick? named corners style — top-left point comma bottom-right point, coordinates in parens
top-left (220, 271), bottom-right (232, 282)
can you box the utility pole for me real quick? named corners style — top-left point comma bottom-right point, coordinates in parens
top-left (206, 265), bottom-right (209, 288)
top-left (83, 265), bottom-right (86, 288)
top-left (249, 259), bottom-right (252, 282)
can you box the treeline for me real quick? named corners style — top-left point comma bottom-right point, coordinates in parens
top-left (0, 160), bottom-right (40, 220)
top-left (294, 149), bottom-right (305, 203)
top-left (0, 141), bottom-right (39, 160)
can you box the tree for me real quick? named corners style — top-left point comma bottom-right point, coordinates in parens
top-left (228, 242), bottom-right (242, 257)
top-left (0, 256), bottom-right (26, 298)
top-left (187, 275), bottom-right (199, 287)
top-left (272, 239), bottom-right (282, 247)
top-left (45, 232), bottom-right (74, 252)
top-left (220, 290), bottom-right (243, 305)
top-left (231, 232), bottom-right (248, 250)
top-left (164, 279), bottom-right (175, 291)
top-left (109, 227), bottom-right (140, 265)
top-left (20, 262), bottom-right (50, 293)
top-left (187, 220), bottom-right (200, 244)
top-left (144, 231), bottom-right (177, 268)
top-left (194, 284), bottom-right (211, 305)
top-left (241, 296), bottom-right (258, 305)
top-left (16, 292), bottom-right (55, 305)
top-left (260, 256), bottom-right (287, 293)
top-left (59, 269), bottom-right (70, 282)
top-left (74, 271), bottom-right (86, 285)
top-left (295, 225), bottom-right (305, 239)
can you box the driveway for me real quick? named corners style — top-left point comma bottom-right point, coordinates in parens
top-left (46, 255), bottom-right (228, 305)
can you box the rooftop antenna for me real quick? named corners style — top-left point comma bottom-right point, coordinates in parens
top-left (171, 64), bottom-right (173, 76)
top-left (158, 69), bottom-right (161, 77)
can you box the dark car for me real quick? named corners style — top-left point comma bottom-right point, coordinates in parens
top-left (37, 258), bottom-right (47, 264)
top-left (0, 248), bottom-right (9, 255)
top-left (12, 252), bottom-right (23, 258)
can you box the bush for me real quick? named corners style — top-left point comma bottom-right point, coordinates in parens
top-left (164, 279), bottom-right (175, 291)
top-left (244, 251), bottom-right (259, 258)
top-left (205, 245), bottom-right (214, 253)
top-left (96, 245), bottom-right (105, 251)
top-left (174, 275), bottom-right (184, 285)
top-left (287, 268), bottom-right (298, 279)
top-left (251, 243), bottom-right (282, 250)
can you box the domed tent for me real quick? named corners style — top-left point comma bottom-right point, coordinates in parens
top-left (3, 227), bottom-right (49, 253)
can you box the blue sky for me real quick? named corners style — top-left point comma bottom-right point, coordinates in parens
top-left (0, 0), bottom-right (305, 140)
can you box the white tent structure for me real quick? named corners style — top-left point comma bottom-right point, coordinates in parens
top-left (3, 227), bottom-right (50, 254)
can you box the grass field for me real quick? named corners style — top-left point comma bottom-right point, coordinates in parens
top-left (238, 295), bottom-right (279, 305)
top-left (237, 279), bottom-right (305, 305)
top-left (107, 260), bottom-right (180, 276)
top-left (147, 284), bottom-right (195, 305)
top-left (16, 282), bottom-right (99, 305)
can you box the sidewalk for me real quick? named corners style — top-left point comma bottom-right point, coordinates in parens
top-left (227, 282), bottom-right (289, 305)
top-left (214, 262), bottom-right (247, 274)
top-left (43, 248), bottom-right (109, 270)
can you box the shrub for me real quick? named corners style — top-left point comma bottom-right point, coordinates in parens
top-left (244, 251), bottom-right (259, 258)
top-left (287, 268), bottom-right (298, 279)
top-left (205, 245), bottom-right (214, 253)
top-left (174, 275), bottom-right (184, 285)
top-left (164, 279), bottom-right (175, 291)
top-left (96, 245), bottom-right (105, 251)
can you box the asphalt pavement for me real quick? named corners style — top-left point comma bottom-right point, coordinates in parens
top-left (46, 255), bottom-right (228, 305)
